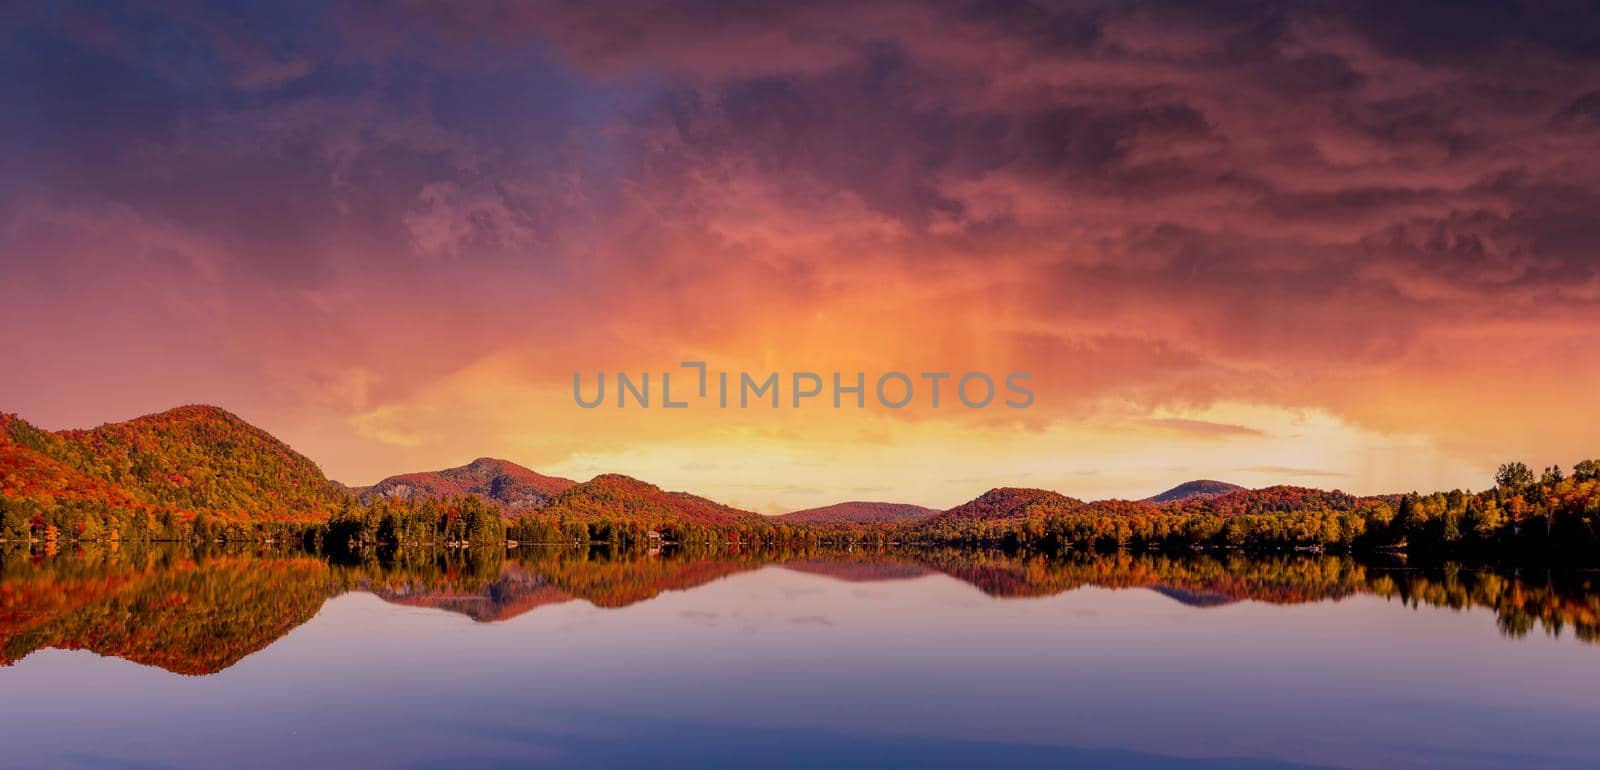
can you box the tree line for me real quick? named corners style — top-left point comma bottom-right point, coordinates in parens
top-left (5, 457), bottom-right (1598, 561)
top-left (895, 460), bottom-right (1600, 558)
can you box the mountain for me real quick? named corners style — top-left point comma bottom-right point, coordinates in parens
top-left (538, 474), bottom-right (767, 529)
top-left (1, 405), bottom-right (344, 538)
top-left (1144, 480), bottom-right (1246, 504)
top-left (0, 418), bottom-right (149, 517)
top-left (777, 501), bottom-right (939, 524)
top-left (356, 457), bottom-right (575, 512)
top-left (935, 487), bottom-right (1085, 521)
top-left (1161, 485), bottom-right (1360, 516)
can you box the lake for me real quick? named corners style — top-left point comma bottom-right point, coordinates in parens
top-left (2, 545), bottom-right (1597, 770)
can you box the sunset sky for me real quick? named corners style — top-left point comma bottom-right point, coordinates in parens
top-left (3, 1), bottom-right (1599, 512)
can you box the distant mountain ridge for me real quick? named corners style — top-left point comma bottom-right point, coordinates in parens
top-left (1144, 480), bottom-right (1246, 504)
top-left (0, 404), bottom-right (1420, 546)
top-left (356, 457), bottom-right (575, 512)
top-left (777, 501), bottom-right (939, 524)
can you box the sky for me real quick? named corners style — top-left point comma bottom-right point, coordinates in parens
top-left (3, 1), bottom-right (1599, 512)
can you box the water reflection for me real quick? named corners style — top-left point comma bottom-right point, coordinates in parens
top-left (3, 544), bottom-right (1596, 675)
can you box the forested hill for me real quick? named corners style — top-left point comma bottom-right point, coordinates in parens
top-left (532, 473), bottom-right (771, 531)
top-left (355, 457), bottom-right (575, 511)
top-left (777, 502), bottom-right (940, 524)
top-left (1144, 480), bottom-right (1246, 503)
top-left (935, 487), bottom-right (1086, 521)
top-left (3, 405), bottom-right (1598, 559)
top-left (1, 406), bottom-right (344, 540)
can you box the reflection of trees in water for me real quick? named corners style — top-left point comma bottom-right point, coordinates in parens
top-left (0, 545), bottom-right (331, 675)
top-left (2, 544), bottom-right (1596, 675)
top-left (906, 549), bottom-right (1600, 643)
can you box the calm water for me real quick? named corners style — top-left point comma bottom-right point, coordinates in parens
top-left (2, 546), bottom-right (1598, 770)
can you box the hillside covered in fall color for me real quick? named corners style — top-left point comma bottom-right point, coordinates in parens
top-left (777, 502), bottom-right (940, 524)
top-left (1, 406), bottom-right (345, 542)
top-left (3, 406), bottom-right (1598, 560)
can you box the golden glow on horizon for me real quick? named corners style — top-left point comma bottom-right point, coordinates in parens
top-left (273, 353), bottom-right (1487, 512)
top-left (3, 2), bottom-right (1597, 510)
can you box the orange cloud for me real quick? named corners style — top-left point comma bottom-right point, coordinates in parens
top-left (2, 1), bottom-right (1597, 508)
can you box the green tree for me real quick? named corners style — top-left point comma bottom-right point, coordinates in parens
top-left (1573, 459), bottom-right (1600, 482)
top-left (1495, 462), bottom-right (1534, 492)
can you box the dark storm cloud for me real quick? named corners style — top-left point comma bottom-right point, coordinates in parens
top-left (2, 0), bottom-right (1598, 467)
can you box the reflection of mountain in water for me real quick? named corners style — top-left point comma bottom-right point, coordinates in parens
top-left (1147, 586), bottom-right (1239, 608)
top-left (781, 558), bottom-right (932, 583)
top-left (370, 569), bottom-right (575, 622)
top-left (3, 545), bottom-right (1598, 675)
top-left (0, 553), bottom-right (330, 675)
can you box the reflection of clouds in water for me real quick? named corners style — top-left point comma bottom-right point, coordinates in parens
top-left (679, 609), bottom-right (720, 627)
top-left (5, 546), bottom-right (1600, 770)
top-left (849, 588), bottom-right (902, 601)
top-left (778, 587), bottom-right (826, 599)
top-left (726, 610), bottom-right (771, 635)
top-left (789, 615), bottom-right (836, 628)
